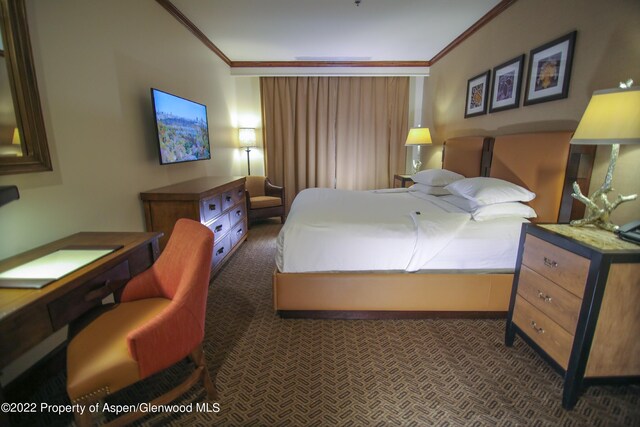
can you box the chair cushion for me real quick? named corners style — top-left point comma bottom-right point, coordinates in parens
top-left (66, 298), bottom-right (171, 402)
top-left (245, 176), bottom-right (266, 197)
top-left (250, 195), bottom-right (282, 209)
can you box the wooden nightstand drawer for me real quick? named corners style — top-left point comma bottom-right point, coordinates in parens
top-left (513, 296), bottom-right (573, 370)
top-left (522, 234), bottom-right (589, 296)
top-left (517, 266), bottom-right (582, 334)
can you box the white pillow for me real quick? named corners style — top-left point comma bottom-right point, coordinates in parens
top-left (441, 195), bottom-right (536, 221)
top-left (471, 202), bottom-right (537, 221)
top-left (444, 177), bottom-right (535, 205)
top-left (441, 195), bottom-right (480, 211)
top-left (408, 183), bottom-right (451, 196)
top-left (411, 169), bottom-right (464, 186)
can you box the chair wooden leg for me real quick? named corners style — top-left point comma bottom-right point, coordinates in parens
top-left (190, 345), bottom-right (217, 400)
top-left (73, 403), bottom-right (94, 427)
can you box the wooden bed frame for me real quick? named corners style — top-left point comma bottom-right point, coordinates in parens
top-left (273, 131), bottom-right (593, 319)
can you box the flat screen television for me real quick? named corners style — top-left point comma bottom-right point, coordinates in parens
top-left (150, 88), bottom-right (211, 165)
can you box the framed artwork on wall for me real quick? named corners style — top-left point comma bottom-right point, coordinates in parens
top-left (489, 54), bottom-right (525, 113)
top-left (524, 31), bottom-right (577, 106)
top-left (464, 70), bottom-right (491, 118)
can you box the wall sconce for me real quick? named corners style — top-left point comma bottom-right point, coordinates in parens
top-left (238, 128), bottom-right (257, 175)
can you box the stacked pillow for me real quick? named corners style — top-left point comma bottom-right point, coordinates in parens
top-left (409, 169), bottom-right (464, 195)
top-left (443, 177), bottom-right (537, 221)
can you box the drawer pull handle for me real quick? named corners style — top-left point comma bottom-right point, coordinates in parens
top-left (530, 320), bottom-right (545, 334)
top-left (215, 225), bottom-right (223, 232)
top-left (209, 203), bottom-right (217, 211)
top-left (226, 196), bottom-right (232, 202)
top-left (537, 291), bottom-right (552, 303)
top-left (236, 210), bottom-right (242, 216)
top-left (216, 247), bottom-right (225, 255)
top-left (236, 228), bottom-right (243, 235)
top-left (543, 257), bottom-right (558, 268)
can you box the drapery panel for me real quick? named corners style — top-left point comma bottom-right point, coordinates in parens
top-left (260, 76), bottom-right (409, 211)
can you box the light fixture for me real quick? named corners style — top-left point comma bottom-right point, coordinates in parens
top-left (569, 85), bottom-right (640, 231)
top-left (238, 128), bottom-right (257, 175)
top-left (404, 127), bottom-right (432, 174)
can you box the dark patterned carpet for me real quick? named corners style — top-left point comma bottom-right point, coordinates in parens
top-left (10, 221), bottom-right (640, 426)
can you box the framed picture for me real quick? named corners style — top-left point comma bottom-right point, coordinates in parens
top-left (489, 54), bottom-right (525, 113)
top-left (464, 70), bottom-right (490, 118)
top-left (524, 31), bottom-right (577, 106)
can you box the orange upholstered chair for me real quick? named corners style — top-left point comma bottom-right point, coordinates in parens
top-left (245, 175), bottom-right (285, 225)
top-left (66, 219), bottom-right (216, 427)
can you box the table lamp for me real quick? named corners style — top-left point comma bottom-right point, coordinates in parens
top-left (239, 128), bottom-right (256, 175)
top-left (569, 85), bottom-right (640, 231)
top-left (405, 127), bottom-right (432, 174)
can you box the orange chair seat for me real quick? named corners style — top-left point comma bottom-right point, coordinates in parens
top-left (250, 195), bottom-right (282, 209)
top-left (67, 298), bottom-right (171, 402)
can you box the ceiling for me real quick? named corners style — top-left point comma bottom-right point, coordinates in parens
top-left (168, 0), bottom-right (505, 65)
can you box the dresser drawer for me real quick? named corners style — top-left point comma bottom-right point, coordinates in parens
top-left (230, 221), bottom-right (246, 247)
top-left (513, 296), bottom-right (573, 369)
top-left (201, 194), bottom-right (222, 223)
top-left (212, 234), bottom-right (232, 269)
top-left (222, 191), bottom-right (235, 211)
top-left (517, 266), bottom-right (582, 334)
top-left (232, 184), bottom-right (245, 203)
top-left (230, 203), bottom-right (246, 226)
top-left (522, 235), bottom-right (589, 297)
top-left (209, 213), bottom-right (231, 242)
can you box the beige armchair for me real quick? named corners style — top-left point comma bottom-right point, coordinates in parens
top-left (245, 176), bottom-right (286, 225)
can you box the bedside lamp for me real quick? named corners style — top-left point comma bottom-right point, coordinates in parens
top-left (405, 127), bottom-right (432, 174)
top-left (569, 86), bottom-right (640, 231)
top-left (239, 128), bottom-right (256, 175)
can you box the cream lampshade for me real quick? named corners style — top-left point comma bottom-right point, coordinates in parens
top-left (238, 128), bottom-right (256, 175)
top-left (569, 86), bottom-right (640, 231)
top-left (405, 127), bottom-right (432, 174)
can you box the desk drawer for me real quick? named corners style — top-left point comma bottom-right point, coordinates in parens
top-left (517, 266), bottom-right (582, 335)
top-left (513, 295), bottom-right (573, 370)
top-left (48, 261), bottom-right (130, 330)
top-left (522, 235), bottom-right (589, 297)
top-left (201, 194), bottom-right (222, 223)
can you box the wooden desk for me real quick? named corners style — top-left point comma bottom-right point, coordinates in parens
top-left (0, 232), bottom-right (161, 370)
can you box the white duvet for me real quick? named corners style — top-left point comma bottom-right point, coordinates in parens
top-left (276, 188), bottom-right (472, 273)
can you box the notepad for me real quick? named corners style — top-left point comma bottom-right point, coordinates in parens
top-left (0, 247), bottom-right (120, 289)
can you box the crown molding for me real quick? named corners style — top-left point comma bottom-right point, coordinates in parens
top-left (157, 0), bottom-right (517, 72)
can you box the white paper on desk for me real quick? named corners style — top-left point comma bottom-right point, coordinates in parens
top-left (0, 249), bottom-right (115, 280)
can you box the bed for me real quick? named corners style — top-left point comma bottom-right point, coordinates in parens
top-left (273, 132), bottom-right (581, 319)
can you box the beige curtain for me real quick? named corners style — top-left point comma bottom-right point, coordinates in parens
top-left (261, 76), bottom-right (409, 211)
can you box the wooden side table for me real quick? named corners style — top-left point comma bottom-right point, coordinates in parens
top-left (393, 174), bottom-right (414, 188)
top-left (505, 223), bottom-right (640, 408)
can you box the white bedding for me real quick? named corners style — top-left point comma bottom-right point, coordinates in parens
top-left (276, 188), bottom-right (526, 273)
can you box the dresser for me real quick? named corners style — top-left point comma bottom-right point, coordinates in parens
top-left (505, 223), bottom-right (640, 408)
top-left (140, 176), bottom-right (248, 276)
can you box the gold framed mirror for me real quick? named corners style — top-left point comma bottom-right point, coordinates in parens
top-left (0, 0), bottom-right (51, 175)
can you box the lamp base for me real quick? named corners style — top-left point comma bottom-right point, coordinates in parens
top-left (570, 143), bottom-right (637, 232)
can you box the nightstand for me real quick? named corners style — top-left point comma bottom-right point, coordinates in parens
top-left (393, 174), bottom-right (413, 188)
top-left (505, 223), bottom-right (640, 409)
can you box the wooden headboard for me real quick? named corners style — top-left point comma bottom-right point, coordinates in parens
top-left (490, 132), bottom-right (573, 223)
top-left (442, 136), bottom-right (493, 178)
